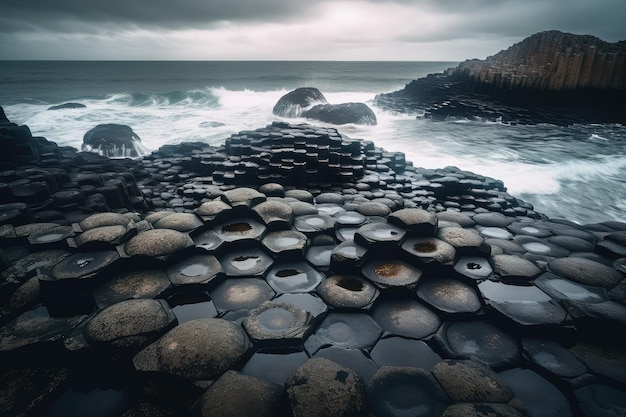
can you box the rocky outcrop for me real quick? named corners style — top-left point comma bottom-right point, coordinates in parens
top-left (376, 31), bottom-right (626, 125)
top-left (82, 124), bottom-right (149, 158)
top-left (275, 88), bottom-right (377, 125)
top-left (47, 103), bottom-right (86, 111)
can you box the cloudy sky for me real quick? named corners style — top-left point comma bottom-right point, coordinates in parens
top-left (1, 0), bottom-right (624, 60)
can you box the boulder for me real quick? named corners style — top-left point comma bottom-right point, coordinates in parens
top-left (304, 103), bottom-right (377, 125)
top-left (273, 87), bottom-right (328, 117)
top-left (47, 103), bottom-right (86, 111)
top-left (82, 124), bottom-right (148, 158)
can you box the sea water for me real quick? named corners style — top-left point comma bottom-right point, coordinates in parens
top-left (1, 61), bottom-right (624, 224)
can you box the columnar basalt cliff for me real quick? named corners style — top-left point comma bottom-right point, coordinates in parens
top-left (376, 31), bottom-right (626, 124)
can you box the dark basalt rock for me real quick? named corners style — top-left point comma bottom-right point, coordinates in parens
top-left (433, 359), bottom-right (513, 403)
top-left (243, 301), bottom-right (313, 345)
top-left (47, 102), bottom-right (86, 111)
top-left (370, 337), bottom-right (442, 370)
top-left (548, 257), bottom-right (623, 288)
top-left (522, 338), bottom-right (587, 378)
top-left (402, 237), bottom-right (456, 267)
top-left (93, 268), bottom-right (172, 308)
top-left (304, 102), bottom-right (378, 126)
top-left (575, 384), bottom-right (626, 417)
top-left (209, 278), bottom-right (274, 313)
top-left (417, 277), bottom-right (482, 316)
top-left (82, 124), bottom-right (148, 158)
top-left (490, 254), bottom-right (542, 281)
top-left (372, 298), bottom-right (442, 339)
top-left (362, 258), bottom-right (423, 290)
top-left (262, 230), bottom-right (308, 258)
top-left (265, 261), bottom-right (325, 294)
top-left (273, 87), bottom-right (328, 117)
top-left (242, 350), bottom-right (309, 386)
top-left (441, 403), bottom-right (528, 417)
top-left (166, 254), bottom-right (223, 286)
top-left (304, 312), bottom-right (382, 354)
top-left (285, 358), bottom-right (367, 417)
top-left (124, 229), bottom-right (194, 261)
top-left (317, 275), bottom-right (379, 310)
top-left (313, 346), bottom-right (378, 383)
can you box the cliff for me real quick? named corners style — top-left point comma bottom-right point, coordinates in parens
top-left (375, 31), bottom-right (626, 124)
top-left (451, 31), bottom-right (626, 92)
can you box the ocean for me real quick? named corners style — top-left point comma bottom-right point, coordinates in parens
top-left (1, 61), bottom-right (624, 224)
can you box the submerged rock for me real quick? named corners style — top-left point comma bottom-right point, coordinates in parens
top-left (82, 124), bottom-right (148, 158)
top-left (304, 103), bottom-right (377, 126)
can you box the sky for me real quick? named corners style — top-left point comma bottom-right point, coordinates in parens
top-left (1, 0), bottom-right (624, 61)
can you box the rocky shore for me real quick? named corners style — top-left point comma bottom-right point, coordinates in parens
top-left (1, 107), bottom-right (625, 417)
top-left (376, 31), bottom-right (626, 125)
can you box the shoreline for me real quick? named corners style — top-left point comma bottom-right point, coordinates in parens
top-left (1, 115), bottom-right (625, 416)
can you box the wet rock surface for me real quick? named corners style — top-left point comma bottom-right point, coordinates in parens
top-left (0, 114), bottom-right (625, 416)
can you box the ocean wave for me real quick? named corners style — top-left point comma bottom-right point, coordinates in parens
top-left (105, 89), bottom-right (220, 107)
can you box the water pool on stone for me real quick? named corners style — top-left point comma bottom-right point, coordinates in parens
top-left (478, 280), bottom-right (552, 302)
top-left (168, 292), bottom-right (218, 323)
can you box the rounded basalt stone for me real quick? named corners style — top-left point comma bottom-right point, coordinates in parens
top-left (193, 370), bottom-right (283, 417)
top-left (210, 278), bottom-right (275, 313)
top-left (330, 241), bottom-right (368, 272)
top-left (304, 312), bottom-right (382, 354)
top-left (453, 256), bottom-right (493, 280)
top-left (252, 200), bottom-right (293, 229)
top-left (258, 183), bottom-right (285, 197)
top-left (362, 259), bottom-right (423, 290)
top-left (388, 208), bottom-right (437, 236)
top-left (401, 237), bottom-right (456, 266)
top-left (506, 222), bottom-right (552, 238)
top-left (317, 275), bottom-right (379, 309)
top-left (490, 255), bottom-right (542, 281)
top-left (596, 239), bottom-right (626, 258)
top-left (194, 200), bottom-right (231, 222)
top-left (367, 367), bottom-right (449, 417)
top-left (513, 236), bottom-right (570, 258)
top-left (166, 254), bottom-right (223, 286)
top-left (370, 337), bottom-right (442, 370)
top-left (285, 358), bottom-right (367, 417)
top-left (372, 298), bottom-right (441, 339)
top-left (313, 346), bottom-right (378, 384)
top-left (287, 200), bottom-right (318, 216)
top-left (534, 272), bottom-right (607, 303)
top-left (575, 384), bottom-right (626, 417)
top-left (133, 318), bottom-right (251, 381)
top-left (441, 403), bottom-right (527, 417)
top-left (315, 193), bottom-right (345, 205)
top-left (50, 250), bottom-right (119, 281)
top-left (27, 225), bottom-right (74, 247)
top-left (437, 227), bottom-right (489, 256)
top-left (484, 238), bottom-right (525, 255)
top-left (221, 187), bottom-right (266, 208)
top-left (78, 212), bottom-right (132, 231)
top-left (435, 321), bottom-right (521, 368)
top-left (436, 211), bottom-right (475, 228)
top-left (294, 214), bottom-right (336, 234)
top-left (125, 229), bottom-right (193, 258)
top-left (547, 235), bottom-right (595, 252)
top-left (75, 225), bottom-right (133, 248)
top-left (153, 212), bottom-right (203, 233)
top-left (417, 277), bottom-right (482, 315)
top-left (243, 301), bottom-right (313, 345)
top-left (84, 299), bottom-right (177, 349)
top-left (478, 227), bottom-right (513, 240)
top-left (473, 212), bottom-right (513, 228)
top-left (192, 229), bottom-right (224, 253)
top-left (93, 269), bottom-right (172, 308)
top-left (333, 211), bottom-right (366, 227)
top-left (2, 250), bottom-right (69, 284)
top-left (262, 230), bottom-right (307, 257)
top-left (432, 359), bottom-right (513, 403)
top-left (548, 257), bottom-right (623, 288)
top-left (265, 261), bottom-right (325, 294)
top-left (212, 218), bottom-right (266, 243)
top-left (284, 189), bottom-right (314, 204)
top-left (355, 202), bottom-right (391, 217)
top-left (522, 338), bottom-right (587, 378)
top-left (571, 342), bottom-right (626, 384)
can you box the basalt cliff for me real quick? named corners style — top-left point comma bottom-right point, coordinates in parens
top-left (376, 31), bottom-right (626, 124)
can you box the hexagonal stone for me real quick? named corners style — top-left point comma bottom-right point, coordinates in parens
top-left (152, 212), bottom-right (204, 233)
top-left (285, 189), bottom-right (314, 203)
top-left (522, 338), bottom-right (587, 378)
top-left (258, 182), bottom-right (285, 197)
top-left (192, 229), bottom-right (224, 253)
top-left (437, 227), bottom-right (489, 256)
top-left (317, 275), bottom-right (379, 309)
top-left (372, 298), bottom-right (441, 339)
top-left (243, 301), bottom-right (313, 346)
top-left (548, 257), bottom-right (623, 288)
top-left (252, 200), bottom-right (293, 230)
top-left (354, 222), bottom-right (406, 248)
top-left (219, 247), bottom-right (273, 277)
top-left (548, 235), bottom-right (595, 252)
top-left (304, 312), bottom-right (382, 354)
top-left (491, 255), bottom-right (542, 281)
top-left (212, 218), bottom-right (266, 243)
top-left (435, 321), bottom-right (521, 368)
top-left (514, 236), bottom-right (570, 257)
top-left (261, 230), bottom-right (307, 258)
top-left (242, 350), bottom-right (309, 385)
top-left (473, 212), bottom-right (513, 228)
top-left (417, 277), bottom-right (482, 315)
top-left (478, 227), bottom-right (513, 240)
top-left (362, 259), bottom-right (423, 290)
top-left (401, 237), bottom-right (456, 266)
top-left (287, 201), bottom-right (318, 216)
top-left (534, 272), bottom-right (606, 303)
top-left (507, 222), bottom-right (552, 238)
top-left (265, 261), bottom-right (325, 294)
top-left (168, 292), bottom-right (218, 323)
top-left (133, 318), bottom-right (251, 380)
top-left (330, 241), bottom-right (368, 273)
top-left (221, 187), bottom-right (266, 208)
top-left (437, 211), bottom-right (475, 228)
top-left (333, 211), bottom-right (366, 227)
top-left (498, 368), bottom-right (573, 417)
top-left (193, 370), bottom-right (283, 417)
top-left (294, 214), bottom-right (336, 234)
top-left (355, 202), bottom-right (391, 217)
top-left (575, 384), bottom-right (626, 417)
top-left (0, 366), bottom-right (70, 417)
top-left (273, 293), bottom-right (328, 318)
top-left (367, 367), bottom-right (449, 417)
top-left (285, 358), bottom-right (367, 417)
top-left (75, 224), bottom-right (135, 249)
top-left (93, 269), bottom-right (172, 309)
top-left (484, 238), bottom-right (525, 255)
top-left (210, 278), bottom-right (275, 313)
top-left (433, 359), bottom-right (514, 403)
top-left (28, 225), bottom-right (74, 247)
top-left (388, 208), bottom-right (437, 236)
top-left (313, 347), bottom-right (378, 384)
top-left (84, 299), bottom-right (177, 349)
top-left (166, 254), bottom-right (223, 286)
top-left (1, 250), bottom-right (69, 284)
top-left (571, 341), bottom-right (626, 384)
top-left (370, 337), bottom-right (442, 370)
top-left (124, 229), bottom-right (193, 260)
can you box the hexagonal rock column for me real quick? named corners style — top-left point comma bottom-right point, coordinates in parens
top-left (133, 318), bottom-right (251, 381)
top-left (123, 229), bottom-right (194, 263)
top-left (192, 370), bottom-right (284, 417)
top-left (84, 299), bottom-right (177, 350)
top-left (243, 301), bottom-right (314, 347)
top-left (285, 357), bottom-right (367, 417)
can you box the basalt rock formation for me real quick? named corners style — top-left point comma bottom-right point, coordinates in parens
top-left (82, 123), bottom-right (149, 158)
top-left (376, 31), bottom-right (626, 125)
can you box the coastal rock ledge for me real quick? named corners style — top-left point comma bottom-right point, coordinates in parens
top-left (376, 30), bottom-right (626, 125)
top-left (0, 107), bottom-right (625, 416)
